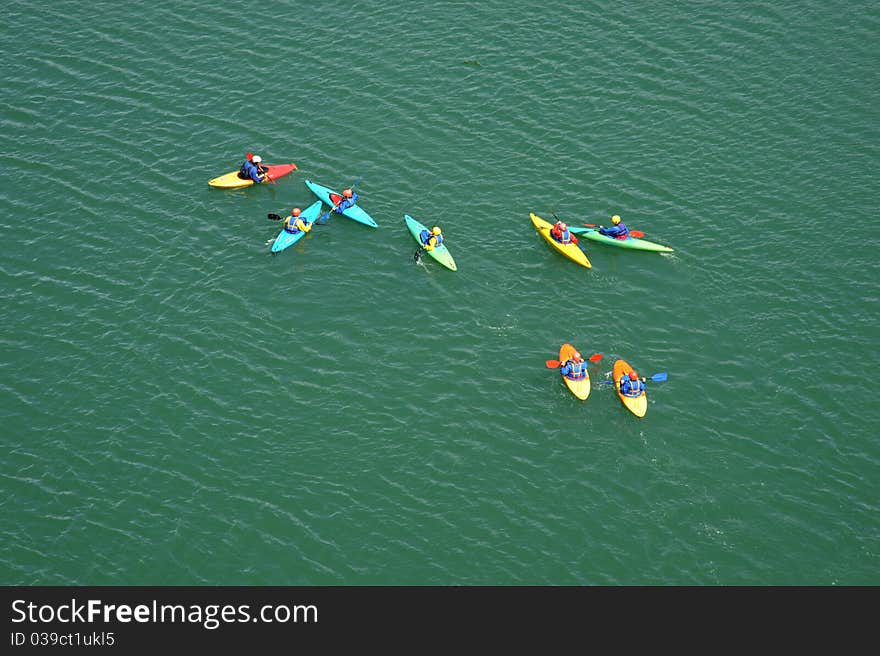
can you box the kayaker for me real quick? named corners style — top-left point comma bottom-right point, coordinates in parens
top-left (283, 208), bottom-right (311, 234)
top-left (619, 370), bottom-right (646, 397)
top-left (334, 188), bottom-right (359, 213)
top-left (419, 226), bottom-right (444, 251)
top-left (598, 215), bottom-right (629, 239)
top-left (559, 352), bottom-right (587, 380)
top-left (551, 221), bottom-right (577, 245)
top-left (239, 154), bottom-right (268, 183)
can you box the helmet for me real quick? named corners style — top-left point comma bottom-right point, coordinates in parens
top-left (560, 223), bottom-right (568, 231)
top-left (291, 208), bottom-right (301, 217)
top-left (432, 226), bottom-right (442, 235)
top-left (252, 155), bottom-right (262, 163)
top-left (612, 215), bottom-right (621, 225)
top-left (343, 188), bottom-right (353, 198)
top-left (628, 371), bottom-right (638, 380)
top-left (573, 352), bottom-right (583, 361)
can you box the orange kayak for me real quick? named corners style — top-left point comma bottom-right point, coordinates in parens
top-left (558, 343), bottom-right (590, 400)
top-left (613, 359), bottom-right (647, 417)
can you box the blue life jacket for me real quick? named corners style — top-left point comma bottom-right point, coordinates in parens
top-left (563, 360), bottom-right (587, 381)
top-left (620, 377), bottom-right (644, 397)
top-left (241, 160), bottom-right (263, 183)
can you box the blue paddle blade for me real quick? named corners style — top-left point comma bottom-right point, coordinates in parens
top-left (598, 381), bottom-right (615, 385)
top-left (650, 373), bottom-right (668, 382)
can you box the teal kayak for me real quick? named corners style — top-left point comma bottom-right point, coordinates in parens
top-left (568, 226), bottom-right (673, 253)
top-left (304, 179), bottom-right (378, 228)
top-left (404, 215), bottom-right (457, 271)
top-left (271, 200), bottom-right (322, 253)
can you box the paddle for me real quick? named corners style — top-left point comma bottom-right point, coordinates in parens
top-left (317, 175), bottom-right (364, 223)
top-left (545, 353), bottom-right (603, 368)
top-left (598, 372), bottom-right (668, 385)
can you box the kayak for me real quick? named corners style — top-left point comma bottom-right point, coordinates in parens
top-left (304, 179), bottom-right (378, 228)
top-left (404, 215), bottom-right (457, 271)
top-left (530, 213), bottom-right (591, 268)
top-left (569, 226), bottom-right (673, 253)
top-left (208, 163), bottom-right (297, 189)
top-left (559, 343), bottom-right (590, 400)
top-left (271, 200), bottom-right (323, 253)
top-left (613, 359), bottom-right (647, 418)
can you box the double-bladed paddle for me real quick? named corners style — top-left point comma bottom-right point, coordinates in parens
top-left (545, 353), bottom-right (603, 368)
top-left (598, 372), bottom-right (668, 385)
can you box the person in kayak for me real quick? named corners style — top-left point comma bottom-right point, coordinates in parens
top-left (239, 154), bottom-right (268, 183)
top-left (333, 188), bottom-right (359, 213)
top-left (598, 215), bottom-right (629, 239)
top-left (619, 370), bottom-right (646, 397)
top-left (551, 221), bottom-right (578, 245)
top-left (283, 208), bottom-right (312, 234)
top-left (418, 226), bottom-right (444, 251)
top-left (559, 352), bottom-right (587, 380)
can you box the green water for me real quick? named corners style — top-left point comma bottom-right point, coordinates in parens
top-left (1, 1), bottom-right (878, 585)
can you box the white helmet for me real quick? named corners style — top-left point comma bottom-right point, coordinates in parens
top-left (252, 155), bottom-right (262, 163)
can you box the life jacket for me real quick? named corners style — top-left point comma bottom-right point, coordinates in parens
top-left (433, 234), bottom-right (443, 247)
top-left (559, 229), bottom-right (572, 244)
top-left (284, 217), bottom-right (304, 233)
top-left (238, 160), bottom-right (251, 179)
top-left (615, 224), bottom-right (629, 240)
top-left (620, 376), bottom-right (643, 397)
top-left (564, 360), bottom-right (587, 381)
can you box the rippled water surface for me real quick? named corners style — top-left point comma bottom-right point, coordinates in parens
top-left (1, 1), bottom-right (878, 584)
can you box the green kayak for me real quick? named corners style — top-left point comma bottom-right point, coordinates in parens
top-left (568, 226), bottom-right (673, 253)
top-left (405, 215), bottom-right (457, 271)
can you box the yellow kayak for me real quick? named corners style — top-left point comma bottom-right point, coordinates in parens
top-left (613, 359), bottom-right (647, 418)
top-left (559, 343), bottom-right (590, 400)
top-left (530, 213), bottom-right (591, 268)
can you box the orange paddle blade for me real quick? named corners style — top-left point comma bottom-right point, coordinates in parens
top-left (583, 223), bottom-right (597, 228)
top-left (589, 353), bottom-right (603, 362)
top-left (545, 360), bottom-right (561, 368)
top-left (630, 230), bottom-right (644, 238)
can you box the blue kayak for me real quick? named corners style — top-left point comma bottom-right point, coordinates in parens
top-left (271, 200), bottom-right (322, 253)
top-left (304, 179), bottom-right (378, 228)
